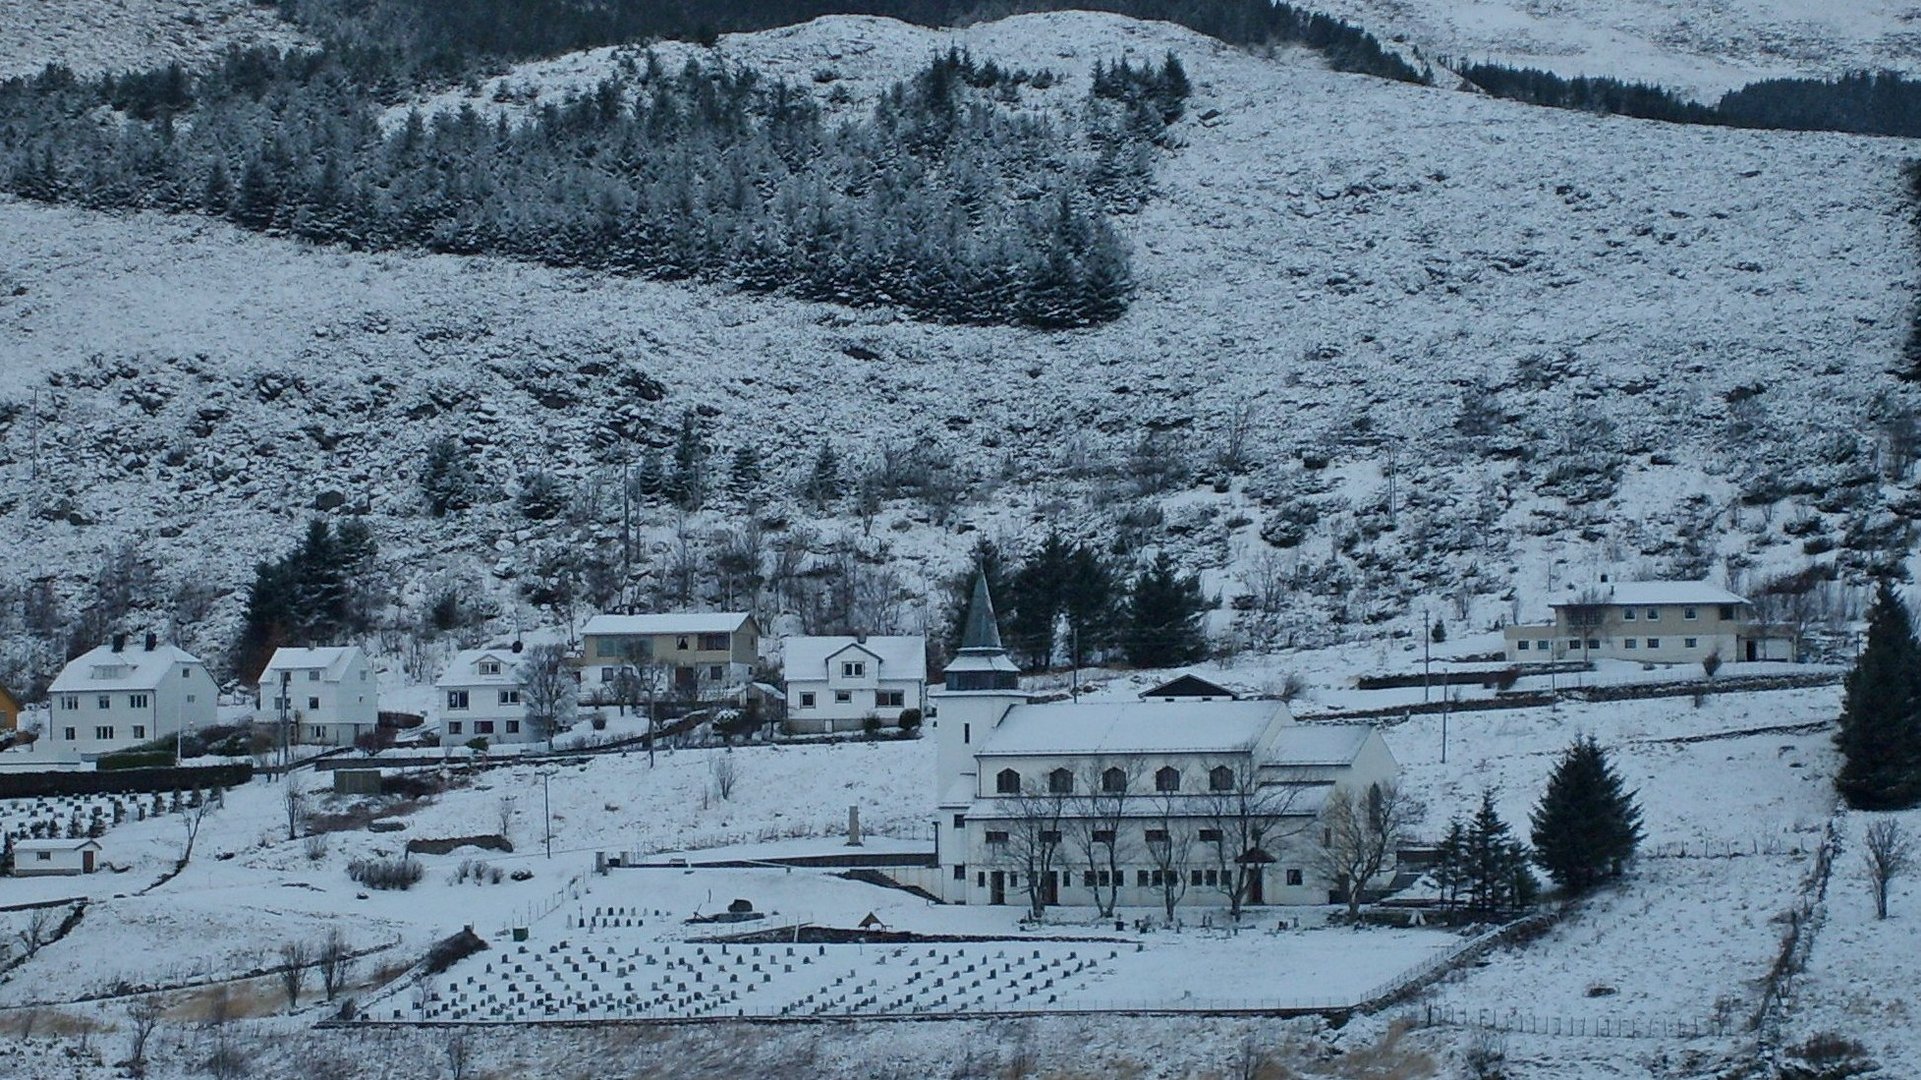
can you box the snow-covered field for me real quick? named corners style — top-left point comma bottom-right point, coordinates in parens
top-left (0, 0), bottom-right (307, 81)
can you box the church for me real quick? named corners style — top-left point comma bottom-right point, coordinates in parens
top-left (930, 575), bottom-right (1399, 911)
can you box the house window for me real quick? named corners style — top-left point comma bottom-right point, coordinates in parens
top-left (1622, 608), bottom-right (1636, 621)
top-left (1684, 607), bottom-right (1699, 620)
top-left (60, 696), bottom-right (77, 711)
top-left (498, 690), bottom-right (521, 706)
top-left (1137, 870), bottom-right (1150, 887)
top-left (995, 769), bottom-right (1021, 794)
top-left (842, 661), bottom-right (866, 678)
top-left (506, 720), bottom-right (520, 733)
top-left (1102, 767), bottom-right (1127, 794)
top-left (94, 726), bottom-right (114, 740)
top-left (676, 636), bottom-right (690, 651)
top-left (1587, 639), bottom-right (1601, 650)
top-left (1684, 637), bottom-right (1698, 649)
top-left (1719, 606), bottom-right (1735, 620)
top-left (708, 665), bottom-right (724, 680)
top-left (1646, 638), bottom-right (1660, 649)
top-left (475, 721), bottom-right (495, 734)
top-left (62, 727), bottom-right (75, 740)
top-left (1209, 765), bottom-right (1235, 792)
top-left (977, 872), bottom-right (986, 887)
top-left (1085, 871), bottom-right (1098, 887)
top-left (876, 690), bottom-right (904, 708)
top-left (1192, 870), bottom-right (1205, 886)
top-left (478, 660), bottom-right (501, 676)
top-left (1048, 768), bottom-right (1073, 794)
top-left (132, 726), bottom-right (145, 739)
top-left (35, 852), bottom-right (50, 862)
top-left (1092, 829), bottom-right (1115, 844)
top-left (1517, 640), bottom-right (1529, 651)
top-left (447, 690), bottom-right (470, 710)
top-left (953, 814), bottom-right (966, 829)
top-left (985, 831), bottom-right (1009, 845)
top-left (799, 692), bottom-right (816, 708)
top-left (127, 694), bottom-right (148, 709)
top-left (1040, 830), bottom-right (1061, 845)
top-left (1205, 869), bottom-right (1219, 886)
top-left (1624, 639), bottom-right (1637, 649)
top-left (699, 633), bottom-right (730, 651)
top-left (311, 726), bottom-right (324, 739)
top-left (1287, 868), bottom-right (1304, 886)
top-left (1568, 639), bottom-right (1583, 650)
top-left (308, 669), bottom-right (322, 681)
top-left (96, 695), bottom-right (111, 710)
top-left (954, 864), bottom-right (966, 881)
top-left (1145, 829), bottom-right (1170, 844)
top-left (307, 697), bottom-right (320, 710)
top-left (834, 690), bottom-right (852, 704)
top-left (963, 723), bottom-right (970, 744)
top-left (447, 722), bottom-right (462, 735)
top-left (1198, 828), bottom-right (1222, 843)
top-left (1155, 766), bottom-right (1181, 792)
top-left (1538, 640), bottom-right (1550, 651)
top-left (361, 671), bottom-right (370, 681)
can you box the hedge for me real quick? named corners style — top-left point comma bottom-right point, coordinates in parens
top-left (0, 763), bottom-right (253, 799)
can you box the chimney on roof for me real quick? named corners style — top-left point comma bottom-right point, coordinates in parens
top-left (856, 632), bottom-right (867, 644)
top-left (110, 633), bottom-right (126, 653)
top-left (1600, 573), bottom-right (1609, 583)
top-left (143, 633), bottom-right (157, 652)
top-left (511, 640), bottom-right (524, 653)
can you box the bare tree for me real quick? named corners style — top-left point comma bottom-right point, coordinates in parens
top-left (1315, 781), bottom-right (1422, 918)
top-left (1068, 760), bottom-right (1139, 918)
top-left (989, 772), bottom-right (1071, 921)
top-left (519, 643), bottom-right (577, 750)
top-left (1145, 791), bottom-right (1193, 924)
top-left (1200, 761), bottom-right (1316, 921)
top-left (495, 796), bottom-right (515, 841)
top-left (123, 995), bottom-right (163, 1077)
top-left (710, 753), bottom-right (738, 802)
top-left (15, 907), bottom-right (52, 961)
top-left (1213, 401), bottom-right (1259, 476)
top-left (445, 1027), bottom-right (472, 1080)
top-left (278, 939), bottom-right (312, 1009)
top-left (283, 782), bottom-right (309, 842)
top-left (317, 927), bottom-right (351, 1001)
top-left (179, 792), bottom-right (216, 866)
top-left (1862, 816), bottom-right (1914, 921)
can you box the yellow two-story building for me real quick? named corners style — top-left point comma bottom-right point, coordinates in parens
top-left (578, 612), bottom-right (761, 700)
top-left (1504, 581), bottom-right (1796, 666)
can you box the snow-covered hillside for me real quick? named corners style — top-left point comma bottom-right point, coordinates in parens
top-left (1, 12), bottom-right (1913, 682)
top-left (0, 0), bottom-right (309, 80)
top-left (1325, 0), bottom-right (1921, 99)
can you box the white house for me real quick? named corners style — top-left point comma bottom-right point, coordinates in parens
top-left (258, 646), bottom-right (378, 747)
top-left (12, 837), bottom-right (102, 876)
top-left (1503, 580), bottom-right (1797, 666)
top-left (436, 645), bottom-right (536, 748)
top-left (929, 576), bottom-right (1398, 911)
top-left (782, 635), bottom-right (927, 734)
top-left (47, 635), bottom-right (218, 758)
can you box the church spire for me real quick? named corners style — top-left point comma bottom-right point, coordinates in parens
top-left (959, 571), bottom-right (1005, 654)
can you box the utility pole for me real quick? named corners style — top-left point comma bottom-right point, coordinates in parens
top-left (277, 670), bottom-right (291, 781)
top-left (542, 771), bottom-right (552, 859)
top-left (1421, 607), bottom-right (1431, 704)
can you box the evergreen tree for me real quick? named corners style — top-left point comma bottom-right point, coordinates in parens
top-left (1432, 817), bottom-right (1468, 914)
top-left (1007, 533), bottom-right (1075, 669)
top-left (1060, 543), bottom-right (1122, 665)
top-left (1124, 551), bottom-right (1207, 668)
top-left (516, 468), bottom-right (566, 521)
top-left (420, 435), bottom-right (479, 516)
top-left (230, 559), bottom-right (293, 683)
top-left (1462, 790), bottom-right (1534, 918)
top-left (727, 443), bottom-right (763, 498)
top-left (665, 408), bottom-right (708, 511)
top-left (805, 441), bottom-right (843, 510)
top-left (1836, 581), bottom-right (1921, 809)
top-left (290, 518), bottom-right (348, 643)
top-left (1530, 736), bottom-right (1645, 894)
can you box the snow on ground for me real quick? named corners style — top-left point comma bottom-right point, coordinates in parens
top-left (0, 0), bottom-right (308, 81)
top-left (1323, 0), bottom-right (1921, 99)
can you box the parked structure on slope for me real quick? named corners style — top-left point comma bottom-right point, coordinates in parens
top-left (930, 575), bottom-right (1398, 911)
top-left (782, 635), bottom-right (927, 734)
top-left (258, 646), bottom-right (378, 747)
top-left (437, 644), bottom-right (534, 747)
top-left (578, 613), bottom-right (760, 701)
top-left (1503, 581), bottom-right (1796, 665)
top-left (12, 837), bottom-right (102, 876)
top-left (46, 636), bottom-right (217, 759)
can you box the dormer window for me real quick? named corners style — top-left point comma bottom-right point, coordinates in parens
top-left (841, 661), bottom-right (865, 678)
top-left (1101, 767), bottom-right (1128, 794)
top-left (478, 660), bottom-right (501, 676)
top-left (995, 769), bottom-right (1021, 795)
top-left (1209, 765), bottom-right (1236, 792)
top-left (1047, 768), bottom-right (1073, 794)
top-left (308, 669), bottom-right (321, 681)
top-left (1155, 766), bottom-right (1181, 793)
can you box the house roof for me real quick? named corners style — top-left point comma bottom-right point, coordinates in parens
top-left (15, 837), bottom-right (102, 852)
top-left (783, 636), bottom-right (927, 681)
top-left (975, 700), bottom-right (1289, 757)
top-left (260, 646), bottom-right (363, 683)
top-left (50, 643), bottom-right (204, 693)
top-left (1269, 724), bottom-right (1376, 766)
top-left (1555, 581), bottom-right (1747, 608)
top-left (582, 613), bottom-right (756, 637)
top-left (436, 648), bottom-right (524, 688)
top-left (1140, 673), bottom-right (1238, 700)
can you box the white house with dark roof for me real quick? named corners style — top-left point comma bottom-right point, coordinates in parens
top-left (781, 635), bottom-right (927, 733)
top-left (436, 645), bottom-right (535, 747)
top-left (1503, 580), bottom-right (1797, 665)
top-left (258, 646), bottom-right (377, 747)
top-left (47, 635), bottom-right (217, 758)
top-left (930, 576), bottom-right (1397, 910)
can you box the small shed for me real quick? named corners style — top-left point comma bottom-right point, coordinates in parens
top-left (13, 838), bottom-right (102, 876)
top-left (1139, 673), bottom-right (1239, 702)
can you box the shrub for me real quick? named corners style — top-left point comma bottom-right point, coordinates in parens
top-left (897, 708), bottom-right (924, 737)
top-left (862, 714), bottom-right (883, 740)
top-left (347, 856), bottom-right (424, 891)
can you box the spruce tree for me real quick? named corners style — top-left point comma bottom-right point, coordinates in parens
top-left (1530, 736), bottom-right (1645, 894)
top-left (1125, 551), bottom-right (1207, 668)
top-left (1463, 790), bottom-right (1534, 918)
top-left (1836, 582), bottom-right (1921, 809)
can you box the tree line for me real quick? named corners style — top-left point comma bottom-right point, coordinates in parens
top-left (0, 47), bottom-right (1172, 328)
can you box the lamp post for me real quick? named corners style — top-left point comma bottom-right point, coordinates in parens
top-left (542, 770), bottom-right (553, 860)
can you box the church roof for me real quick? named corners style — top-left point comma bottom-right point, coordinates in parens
top-left (975, 700), bottom-right (1289, 757)
top-left (958, 573), bottom-right (1004, 654)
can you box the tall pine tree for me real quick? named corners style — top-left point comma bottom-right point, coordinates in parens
top-left (1125, 551), bottom-right (1207, 668)
top-left (1530, 736), bottom-right (1645, 894)
top-left (1836, 581), bottom-right (1921, 809)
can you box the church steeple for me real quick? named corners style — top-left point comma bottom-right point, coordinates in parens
top-left (945, 571), bottom-right (1020, 691)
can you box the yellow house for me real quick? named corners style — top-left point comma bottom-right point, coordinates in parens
top-left (0, 682), bottom-right (20, 732)
top-left (1505, 581), bottom-right (1796, 666)
top-left (578, 612), bottom-right (760, 700)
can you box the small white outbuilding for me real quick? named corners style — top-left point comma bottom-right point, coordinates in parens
top-left (13, 837), bottom-right (102, 876)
